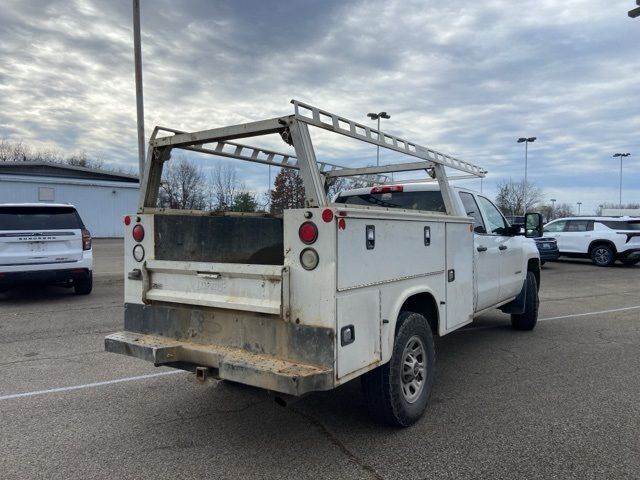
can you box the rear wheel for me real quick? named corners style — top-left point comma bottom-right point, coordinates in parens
top-left (511, 271), bottom-right (538, 331)
top-left (74, 272), bottom-right (93, 295)
top-left (620, 259), bottom-right (639, 266)
top-left (591, 244), bottom-right (615, 267)
top-left (361, 311), bottom-right (435, 427)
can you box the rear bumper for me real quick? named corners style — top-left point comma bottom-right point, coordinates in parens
top-left (0, 267), bottom-right (91, 287)
top-left (538, 248), bottom-right (560, 261)
top-left (105, 331), bottom-right (333, 396)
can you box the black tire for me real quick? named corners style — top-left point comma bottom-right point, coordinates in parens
top-left (620, 259), bottom-right (640, 267)
top-left (361, 311), bottom-right (435, 427)
top-left (511, 271), bottom-right (538, 331)
top-left (590, 244), bottom-right (615, 267)
top-left (74, 272), bottom-right (93, 295)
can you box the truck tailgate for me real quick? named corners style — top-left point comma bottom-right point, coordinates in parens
top-left (140, 260), bottom-right (289, 315)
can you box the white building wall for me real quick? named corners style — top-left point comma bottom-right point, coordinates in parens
top-left (0, 174), bottom-right (139, 237)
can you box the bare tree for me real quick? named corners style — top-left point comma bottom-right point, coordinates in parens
top-left (210, 163), bottom-right (243, 211)
top-left (495, 179), bottom-right (543, 216)
top-left (158, 157), bottom-right (207, 209)
top-left (553, 202), bottom-right (575, 218)
top-left (325, 176), bottom-right (372, 200)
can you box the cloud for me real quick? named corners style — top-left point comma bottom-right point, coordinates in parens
top-left (0, 0), bottom-right (638, 214)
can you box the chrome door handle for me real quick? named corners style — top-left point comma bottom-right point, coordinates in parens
top-left (477, 246), bottom-right (487, 252)
top-left (499, 245), bottom-right (507, 251)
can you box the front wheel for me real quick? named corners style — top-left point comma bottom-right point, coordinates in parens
top-left (591, 244), bottom-right (615, 267)
top-left (511, 271), bottom-right (539, 331)
top-left (361, 311), bottom-right (435, 427)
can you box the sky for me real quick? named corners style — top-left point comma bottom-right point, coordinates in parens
top-left (0, 0), bottom-right (638, 214)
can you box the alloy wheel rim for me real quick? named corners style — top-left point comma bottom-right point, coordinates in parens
top-left (594, 248), bottom-right (611, 264)
top-left (401, 336), bottom-right (426, 403)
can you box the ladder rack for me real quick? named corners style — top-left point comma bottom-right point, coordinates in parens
top-left (291, 100), bottom-right (485, 178)
top-left (153, 126), bottom-right (389, 185)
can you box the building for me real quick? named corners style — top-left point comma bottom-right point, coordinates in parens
top-left (0, 162), bottom-right (139, 237)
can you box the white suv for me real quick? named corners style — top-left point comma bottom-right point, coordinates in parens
top-left (543, 216), bottom-right (640, 267)
top-left (0, 203), bottom-right (93, 294)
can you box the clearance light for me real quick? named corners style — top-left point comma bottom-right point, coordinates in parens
top-left (132, 224), bottom-right (145, 242)
top-left (124, 216), bottom-right (131, 226)
top-left (321, 209), bottom-right (334, 223)
top-left (300, 248), bottom-right (319, 270)
top-left (298, 222), bottom-right (318, 244)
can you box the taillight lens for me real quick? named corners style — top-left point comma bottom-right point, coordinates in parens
top-left (321, 209), bottom-right (334, 223)
top-left (298, 222), bottom-right (318, 244)
top-left (132, 224), bottom-right (145, 242)
top-left (124, 216), bottom-right (131, 226)
top-left (81, 229), bottom-right (92, 251)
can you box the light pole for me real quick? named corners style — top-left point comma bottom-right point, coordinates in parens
top-left (367, 111), bottom-right (390, 167)
top-left (577, 202), bottom-right (582, 215)
top-left (517, 137), bottom-right (536, 214)
top-left (612, 153), bottom-right (630, 213)
top-left (550, 198), bottom-right (556, 220)
top-left (133, 0), bottom-right (145, 180)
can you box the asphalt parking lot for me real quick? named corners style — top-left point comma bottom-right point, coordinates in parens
top-left (1, 239), bottom-right (639, 480)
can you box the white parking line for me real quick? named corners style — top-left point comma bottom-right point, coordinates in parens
top-left (0, 370), bottom-right (182, 401)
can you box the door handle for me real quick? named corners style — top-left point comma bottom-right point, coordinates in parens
top-left (477, 246), bottom-right (487, 252)
top-left (499, 245), bottom-right (507, 251)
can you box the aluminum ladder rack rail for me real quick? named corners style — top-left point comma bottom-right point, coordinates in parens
top-left (152, 126), bottom-right (389, 185)
top-left (291, 100), bottom-right (485, 179)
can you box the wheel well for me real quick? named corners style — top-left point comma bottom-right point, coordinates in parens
top-left (588, 240), bottom-right (617, 255)
top-left (527, 258), bottom-right (540, 291)
top-left (397, 292), bottom-right (439, 336)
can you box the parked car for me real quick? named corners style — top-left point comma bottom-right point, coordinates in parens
top-left (543, 216), bottom-right (640, 267)
top-left (505, 215), bottom-right (559, 265)
top-left (0, 203), bottom-right (93, 294)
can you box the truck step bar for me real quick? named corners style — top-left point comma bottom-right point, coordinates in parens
top-left (104, 331), bottom-right (333, 396)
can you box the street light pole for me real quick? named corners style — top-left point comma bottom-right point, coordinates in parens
top-left (517, 137), bottom-right (537, 215)
top-left (577, 202), bottom-right (582, 215)
top-left (367, 111), bottom-right (390, 167)
top-left (613, 153), bottom-right (631, 214)
top-left (550, 198), bottom-right (556, 220)
top-left (133, 0), bottom-right (145, 180)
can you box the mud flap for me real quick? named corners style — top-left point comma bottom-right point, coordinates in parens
top-left (498, 278), bottom-right (527, 315)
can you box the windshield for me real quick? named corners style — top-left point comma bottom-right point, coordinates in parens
top-left (335, 191), bottom-right (446, 212)
top-left (0, 206), bottom-right (83, 230)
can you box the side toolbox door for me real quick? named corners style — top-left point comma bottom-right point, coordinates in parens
top-left (445, 222), bottom-right (474, 331)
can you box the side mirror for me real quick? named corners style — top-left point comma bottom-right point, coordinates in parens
top-left (525, 212), bottom-right (544, 238)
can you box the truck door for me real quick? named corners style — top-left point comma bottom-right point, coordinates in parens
top-left (477, 196), bottom-right (524, 302)
top-left (459, 192), bottom-right (500, 311)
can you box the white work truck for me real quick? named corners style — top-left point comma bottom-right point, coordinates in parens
top-left (105, 101), bottom-right (543, 426)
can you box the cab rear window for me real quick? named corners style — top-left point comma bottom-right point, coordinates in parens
top-left (335, 191), bottom-right (446, 212)
top-left (0, 206), bottom-right (84, 230)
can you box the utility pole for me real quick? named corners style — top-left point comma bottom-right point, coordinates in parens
top-left (577, 202), bottom-right (582, 216)
top-left (133, 0), bottom-right (145, 180)
top-left (550, 198), bottom-right (556, 220)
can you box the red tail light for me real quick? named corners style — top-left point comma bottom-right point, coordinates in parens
top-left (132, 224), bottom-right (145, 242)
top-left (124, 216), bottom-right (131, 226)
top-left (371, 185), bottom-right (403, 194)
top-left (82, 229), bottom-right (92, 251)
top-left (298, 222), bottom-right (318, 244)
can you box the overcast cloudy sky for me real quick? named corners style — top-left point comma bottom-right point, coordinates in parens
top-left (1, 0), bottom-right (638, 213)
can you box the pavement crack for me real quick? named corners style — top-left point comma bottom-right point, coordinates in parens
top-left (290, 406), bottom-right (385, 480)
